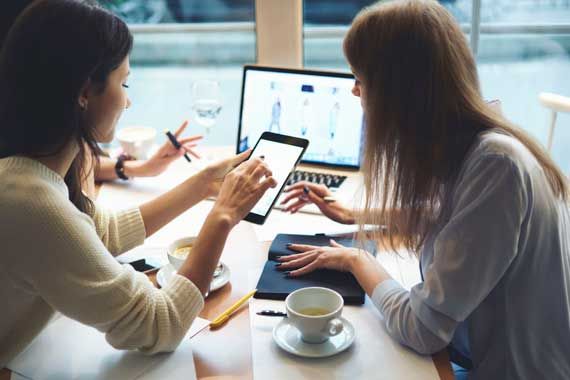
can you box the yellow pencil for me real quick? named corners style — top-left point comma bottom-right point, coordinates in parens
top-left (209, 289), bottom-right (257, 329)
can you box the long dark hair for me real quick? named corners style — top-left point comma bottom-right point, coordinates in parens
top-left (0, 1), bottom-right (35, 49)
top-left (344, 0), bottom-right (568, 253)
top-left (0, 0), bottom-right (133, 214)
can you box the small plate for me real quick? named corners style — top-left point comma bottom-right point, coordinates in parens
top-left (156, 263), bottom-right (230, 295)
top-left (272, 317), bottom-right (355, 358)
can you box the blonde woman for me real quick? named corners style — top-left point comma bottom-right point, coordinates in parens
top-left (279, 1), bottom-right (570, 379)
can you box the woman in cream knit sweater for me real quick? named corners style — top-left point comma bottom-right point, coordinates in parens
top-left (0, 0), bottom-right (277, 365)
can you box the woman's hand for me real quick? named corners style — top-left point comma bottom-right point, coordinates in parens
top-left (280, 181), bottom-right (355, 224)
top-left (178, 155), bottom-right (276, 295)
top-left (177, 155), bottom-right (276, 294)
top-left (276, 239), bottom-right (362, 276)
top-left (200, 149), bottom-right (253, 198)
top-left (211, 156), bottom-right (278, 226)
top-left (135, 120), bottom-right (202, 177)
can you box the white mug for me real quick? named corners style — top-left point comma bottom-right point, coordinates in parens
top-left (167, 236), bottom-right (197, 270)
top-left (115, 126), bottom-right (156, 159)
top-left (285, 287), bottom-right (344, 344)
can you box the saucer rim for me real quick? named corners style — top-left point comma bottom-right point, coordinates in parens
top-left (156, 262), bottom-right (230, 293)
top-left (272, 316), bottom-right (355, 358)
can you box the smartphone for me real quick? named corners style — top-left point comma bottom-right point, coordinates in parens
top-left (126, 258), bottom-right (163, 273)
top-left (244, 132), bottom-right (309, 225)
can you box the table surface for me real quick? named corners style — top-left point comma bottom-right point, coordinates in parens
top-left (1, 150), bottom-right (454, 380)
top-left (1, 234), bottom-right (453, 380)
top-left (174, 236), bottom-right (454, 380)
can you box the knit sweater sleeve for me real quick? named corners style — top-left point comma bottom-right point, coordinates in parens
top-left (90, 203), bottom-right (146, 256)
top-left (15, 199), bottom-right (204, 354)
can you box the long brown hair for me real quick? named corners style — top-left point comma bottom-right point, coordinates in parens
top-left (0, 0), bottom-right (132, 215)
top-left (344, 0), bottom-right (568, 254)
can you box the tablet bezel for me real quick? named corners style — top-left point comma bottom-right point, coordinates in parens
top-left (244, 131), bottom-right (309, 225)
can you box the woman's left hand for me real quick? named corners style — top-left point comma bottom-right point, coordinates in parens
top-left (277, 239), bottom-right (362, 277)
top-left (137, 120), bottom-right (203, 177)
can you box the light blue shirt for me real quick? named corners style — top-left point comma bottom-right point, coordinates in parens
top-left (371, 132), bottom-right (570, 379)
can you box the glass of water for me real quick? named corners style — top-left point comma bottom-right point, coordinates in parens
top-left (191, 79), bottom-right (222, 137)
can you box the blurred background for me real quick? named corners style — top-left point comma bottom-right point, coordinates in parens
top-left (99, 0), bottom-right (570, 173)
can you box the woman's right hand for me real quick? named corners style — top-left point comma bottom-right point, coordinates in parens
top-left (280, 181), bottom-right (355, 224)
top-left (211, 157), bottom-right (278, 226)
top-left (200, 149), bottom-right (252, 198)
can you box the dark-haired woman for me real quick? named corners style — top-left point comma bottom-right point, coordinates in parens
top-left (0, 0), bottom-right (276, 365)
top-left (279, 1), bottom-right (570, 379)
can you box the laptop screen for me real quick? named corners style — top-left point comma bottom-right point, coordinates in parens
top-left (236, 66), bottom-right (364, 169)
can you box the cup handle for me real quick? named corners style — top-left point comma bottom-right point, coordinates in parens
top-left (326, 318), bottom-right (344, 337)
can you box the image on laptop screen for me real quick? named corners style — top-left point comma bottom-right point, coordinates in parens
top-left (237, 66), bottom-right (364, 168)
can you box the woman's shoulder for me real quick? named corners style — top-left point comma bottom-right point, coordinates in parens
top-left (466, 131), bottom-right (539, 174)
top-left (1, 160), bottom-right (57, 197)
top-left (0, 158), bottom-right (81, 224)
top-left (476, 131), bottom-right (532, 158)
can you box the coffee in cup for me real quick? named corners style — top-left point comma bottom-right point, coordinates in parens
top-left (167, 237), bottom-right (197, 270)
top-left (167, 237), bottom-right (223, 277)
top-left (285, 287), bottom-right (344, 344)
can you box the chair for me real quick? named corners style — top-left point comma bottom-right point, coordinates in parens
top-left (538, 92), bottom-right (570, 152)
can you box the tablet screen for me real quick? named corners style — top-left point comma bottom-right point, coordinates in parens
top-left (249, 138), bottom-right (305, 217)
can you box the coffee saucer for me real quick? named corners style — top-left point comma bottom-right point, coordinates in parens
top-left (156, 263), bottom-right (230, 295)
top-left (272, 317), bottom-right (355, 358)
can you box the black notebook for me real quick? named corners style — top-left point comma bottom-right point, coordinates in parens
top-left (254, 233), bottom-right (377, 305)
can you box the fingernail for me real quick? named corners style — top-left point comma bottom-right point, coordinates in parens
top-left (274, 263), bottom-right (282, 268)
top-left (303, 186), bottom-right (310, 195)
top-left (283, 271), bottom-right (291, 278)
top-left (275, 255), bottom-right (282, 259)
top-left (286, 243), bottom-right (292, 247)
top-left (259, 155), bottom-right (265, 160)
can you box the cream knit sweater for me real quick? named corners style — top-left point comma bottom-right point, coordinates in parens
top-left (0, 157), bottom-right (204, 366)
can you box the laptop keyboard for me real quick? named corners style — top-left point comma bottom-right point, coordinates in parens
top-left (286, 170), bottom-right (347, 189)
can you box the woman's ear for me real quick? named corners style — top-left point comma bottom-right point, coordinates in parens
top-left (78, 79), bottom-right (92, 110)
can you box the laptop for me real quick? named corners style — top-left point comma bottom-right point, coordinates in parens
top-left (236, 65), bottom-right (365, 214)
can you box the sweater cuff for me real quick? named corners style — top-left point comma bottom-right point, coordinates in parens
top-left (162, 274), bottom-right (205, 324)
top-left (114, 207), bottom-right (146, 253)
top-left (371, 279), bottom-right (406, 315)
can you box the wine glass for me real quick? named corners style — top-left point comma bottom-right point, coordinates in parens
top-left (191, 79), bottom-right (222, 137)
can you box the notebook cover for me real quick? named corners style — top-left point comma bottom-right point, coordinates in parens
top-left (254, 233), bottom-right (377, 305)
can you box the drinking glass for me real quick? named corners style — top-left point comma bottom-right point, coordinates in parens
top-left (191, 79), bottom-right (222, 137)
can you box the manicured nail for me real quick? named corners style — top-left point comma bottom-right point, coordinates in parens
top-left (283, 271), bottom-right (291, 277)
top-left (286, 243), bottom-right (292, 247)
top-left (274, 263), bottom-right (282, 268)
top-left (303, 186), bottom-right (310, 195)
top-left (259, 155), bottom-right (265, 160)
top-left (275, 255), bottom-right (282, 259)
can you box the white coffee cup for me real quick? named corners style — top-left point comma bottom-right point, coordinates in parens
top-left (116, 126), bottom-right (156, 159)
top-left (167, 236), bottom-right (197, 270)
top-left (285, 287), bottom-right (344, 344)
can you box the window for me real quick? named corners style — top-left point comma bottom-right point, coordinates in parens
top-left (303, 0), bottom-right (471, 69)
top-left (476, 1), bottom-right (570, 172)
top-left (101, 0), bottom-right (570, 171)
top-left (100, 0), bottom-right (256, 147)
